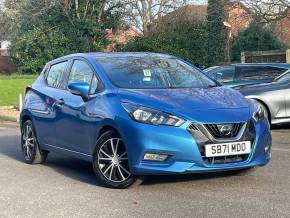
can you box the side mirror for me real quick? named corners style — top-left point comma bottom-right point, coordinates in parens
top-left (68, 82), bottom-right (90, 102)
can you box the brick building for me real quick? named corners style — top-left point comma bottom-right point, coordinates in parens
top-left (276, 10), bottom-right (290, 46)
top-left (148, 2), bottom-right (290, 46)
top-left (0, 40), bottom-right (10, 56)
top-left (148, 2), bottom-right (251, 38)
top-left (0, 40), bottom-right (15, 74)
top-left (103, 28), bottom-right (139, 52)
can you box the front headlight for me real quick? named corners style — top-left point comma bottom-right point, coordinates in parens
top-left (122, 102), bottom-right (186, 126)
top-left (253, 103), bottom-right (266, 122)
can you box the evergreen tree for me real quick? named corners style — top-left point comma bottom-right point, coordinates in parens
top-left (231, 23), bottom-right (285, 62)
top-left (0, 0), bottom-right (124, 73)
top-left (207, 0), bottom-right (230, 66)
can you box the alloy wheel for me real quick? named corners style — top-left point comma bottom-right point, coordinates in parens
top-left (22, 124), bottom-right (35, 160)
top-left (97, 138), bottom-right (131, 183)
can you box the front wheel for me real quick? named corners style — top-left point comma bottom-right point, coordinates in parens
top-left (93, 130), bottom-right (138, 189)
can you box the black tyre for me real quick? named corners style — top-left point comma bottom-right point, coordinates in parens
top-left (93, 130), bottom-right (138, 189)
top-left (21, 120), bottom-right (48, 164)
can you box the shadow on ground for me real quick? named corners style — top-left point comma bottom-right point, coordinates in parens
top-left (271, 124), bottom-right (290, 130)
top-left (0, 134), bottom-right (234, 187)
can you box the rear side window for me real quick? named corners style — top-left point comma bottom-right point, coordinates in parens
top-left (46, 61), bottom-right (68, 89)
top-left (235, 66), bottom-right (286, 81)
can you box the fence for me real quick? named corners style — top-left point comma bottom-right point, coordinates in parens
top-left (241, 50), bottom-right (290, 64)
top-left (0, 56), bottom-right (16, 74)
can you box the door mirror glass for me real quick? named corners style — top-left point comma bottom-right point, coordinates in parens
top-left (68, 82), bottom-right (90, 102)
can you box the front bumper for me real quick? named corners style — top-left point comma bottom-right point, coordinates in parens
top-left (118, 117), bottom-right (271, 175)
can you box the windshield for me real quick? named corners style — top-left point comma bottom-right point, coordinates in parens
top-left (96, 57), bottom-right (217, 89)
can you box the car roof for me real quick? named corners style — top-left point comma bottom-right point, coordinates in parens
top-left (215, 63), bottom-right (290, 68)
top-left (48, 52), bottom-right (174, 64)
top-left (205, 63), bottom-right (290, 73)
top-left (231, 63), bottom-right (290, 68)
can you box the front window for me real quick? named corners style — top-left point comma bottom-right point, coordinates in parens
top-left (96, 57), bottom-right (217, 89)
top-left (68, 60), bottom-right (99, 94)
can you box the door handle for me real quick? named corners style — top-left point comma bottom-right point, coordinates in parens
top-left (55, 98), bottom-right (65, 107)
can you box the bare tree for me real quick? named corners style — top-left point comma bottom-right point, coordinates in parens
top-left (241, 0), bottom-right (290, 24)
top-left (122, 0), bottom-right (189, 35)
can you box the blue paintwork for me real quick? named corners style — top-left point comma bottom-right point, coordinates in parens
top-left (20, 53), bottom-right (271, 175)
top-left (68, 82), bottom-right (90, 101)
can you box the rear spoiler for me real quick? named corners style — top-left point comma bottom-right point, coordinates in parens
top-left (25, 85), bottom-right (32, 94)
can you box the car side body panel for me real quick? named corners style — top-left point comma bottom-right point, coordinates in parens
top-left (237, 82), bottom-right (289, 124)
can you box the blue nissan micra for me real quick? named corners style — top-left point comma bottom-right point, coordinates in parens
top-left (20, 53), bottom-right (271, 188)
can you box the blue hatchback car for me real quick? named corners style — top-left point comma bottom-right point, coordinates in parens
top-left (20, 53), bottom-right (272, 188)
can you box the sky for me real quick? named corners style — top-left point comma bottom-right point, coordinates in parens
top-left (0, 0), bottom-right (4, 11)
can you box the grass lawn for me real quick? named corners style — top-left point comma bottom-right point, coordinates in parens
top-left (0, 74), bottom-right (38, 106)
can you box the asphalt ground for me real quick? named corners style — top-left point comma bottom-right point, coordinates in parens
top-left (0, 121), bottom-right (289, 218)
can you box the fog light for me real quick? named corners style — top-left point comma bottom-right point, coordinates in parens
top-left (265, 144), bottom-right (271, 153)
top-left (143, 153), bottom-right (168, 161)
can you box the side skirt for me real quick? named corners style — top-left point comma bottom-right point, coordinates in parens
top-left (44, 144), bottom-right (93, 162)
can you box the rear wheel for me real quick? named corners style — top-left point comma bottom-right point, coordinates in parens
top-left (21, 120), bottom-right (48, 164)
top-left (93, 130), bottom-right (138, 189)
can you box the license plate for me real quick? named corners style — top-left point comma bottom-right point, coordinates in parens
top-left (205, 141), bottom-right (251, 157)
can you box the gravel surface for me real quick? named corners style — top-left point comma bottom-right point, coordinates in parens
top-left (0, 108), bottom-right (19, 122)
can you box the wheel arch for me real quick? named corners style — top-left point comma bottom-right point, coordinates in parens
top-left (97, 125), bottom-right (121, 138)
top-left (20, 109), bottom-right (33, 129)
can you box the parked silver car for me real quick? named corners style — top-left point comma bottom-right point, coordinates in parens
top-left (235, 70), bottom-right (290, 125)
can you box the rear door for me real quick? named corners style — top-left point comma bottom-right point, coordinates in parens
top-left (34, 60), bottom-right (69, 147)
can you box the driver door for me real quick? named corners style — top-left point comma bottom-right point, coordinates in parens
top-left (53, 58), bottom-right (101, 155)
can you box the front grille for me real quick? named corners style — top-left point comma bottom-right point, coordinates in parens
top-left (204, 123), bottom-right (243, 138)
top-left (187, 121), bottom-right (256, 165)
top-left (203, 155), bottom-right (248, 165)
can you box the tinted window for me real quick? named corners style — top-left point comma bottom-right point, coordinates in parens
top-left (46, 61), bottom-right (68, 89)
top-left (96, 57), bottom-right (217, 89)
top-left (235, 66), bottom-right (286, 81)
